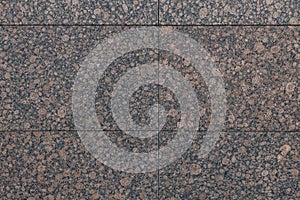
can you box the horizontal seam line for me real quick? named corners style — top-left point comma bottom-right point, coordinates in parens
top-left (1, 24), bottom-right (299, 27)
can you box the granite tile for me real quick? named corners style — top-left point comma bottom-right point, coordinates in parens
top-left (158, 26), bottom-right (299, 132)
top-left (0, 131), bottom-right (158, 199)
top-left (0, 0), bottom-right (158, 25)
top-left (158, 131), bottom-right (300, 199)
top-left (1, 26), bottom-right (163, 131)
top-left (159, 0), bottom-right (299, 25)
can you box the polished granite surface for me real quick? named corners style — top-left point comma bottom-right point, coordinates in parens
top-left (159, 0), bottom-right (299, 25)
top-left (1, 1), bottom-right (299, 199)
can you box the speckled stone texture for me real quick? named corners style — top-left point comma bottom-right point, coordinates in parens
top-left (1, 26), bottom-right (298, 131)
top-left (160, 0), bottom-right (299, 25)
top-left (159, 131), bottom-right (299, 199)
top-left (0, 0), bottom-right (158, 25)
top-left (1, 2), bottom-right (299, 199)
top-left (161, 26), bottom-right (299, 132)
top-left (0, 131), bottom-right (158, 199)
top-left (0, 26), bottom-right (125, 130)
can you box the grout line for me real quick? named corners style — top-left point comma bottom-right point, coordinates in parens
top-left (157, 13), bottom-right (160, 199)
top-left (0, 130), bottom-right (299, 132)
top-left (1, 24), bottom-right (299, 27)
top-left (157, 0), bottom-right (160, 26)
